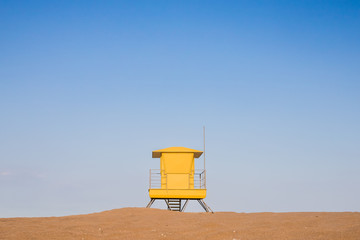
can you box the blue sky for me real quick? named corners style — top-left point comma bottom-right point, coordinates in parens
top-left (1, 0), bottom-right (359, 217)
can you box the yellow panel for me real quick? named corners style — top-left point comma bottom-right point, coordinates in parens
top-left (167, 174), bottom-right (189, 189)
top-left (162, 153), bottom-right (193, 173)
top-left (149, 189), bottom-right (206, 199)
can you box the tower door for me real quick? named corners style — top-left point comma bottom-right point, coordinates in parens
top-left (161, 152), bottom-right (194, 189)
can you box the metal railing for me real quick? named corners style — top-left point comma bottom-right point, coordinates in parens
top-left (194, 169), bottom-right (206, 189)
top-left (149, 169), bottom-right (206, 189)
top-left (149, 169), bottom-right (162, 189)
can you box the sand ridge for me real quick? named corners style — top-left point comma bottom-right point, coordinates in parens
top-left (1, 208), bottom-right (360, 240)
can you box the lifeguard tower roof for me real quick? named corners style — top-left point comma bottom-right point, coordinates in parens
top-left (152, 146), bottom-right (203, 158)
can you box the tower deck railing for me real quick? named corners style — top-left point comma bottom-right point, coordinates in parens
top-left (149, 169), bottom-right (206, 189)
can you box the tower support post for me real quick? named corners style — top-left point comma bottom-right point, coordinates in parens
top-left (146, 198), bottom-right (155, 208)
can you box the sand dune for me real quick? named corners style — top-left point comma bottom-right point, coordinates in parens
top-left (1, 208), bottom-right (360, 240)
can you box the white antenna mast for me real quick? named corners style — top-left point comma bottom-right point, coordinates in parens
top-left (203, 126), bottom-right (206, 171)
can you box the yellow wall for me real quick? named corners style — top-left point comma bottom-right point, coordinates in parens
top-left (160, 152), bottom-right (194, 189)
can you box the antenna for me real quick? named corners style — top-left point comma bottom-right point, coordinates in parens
top-left (203, 126), bottom-right (206, 170)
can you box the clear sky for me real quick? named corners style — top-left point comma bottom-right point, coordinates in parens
top-left (1, 0), bottom-right (359, 217)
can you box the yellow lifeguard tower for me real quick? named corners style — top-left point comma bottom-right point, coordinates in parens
top-left (146, 146), bottom-right (212, 212)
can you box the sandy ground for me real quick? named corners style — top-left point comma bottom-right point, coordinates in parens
top-left (1, 208), bottom-right (360, 240)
